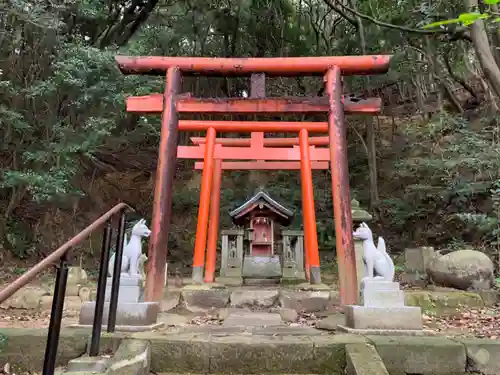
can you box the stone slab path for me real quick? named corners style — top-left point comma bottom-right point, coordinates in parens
top-left (222, 310), bottom-right (284, 327)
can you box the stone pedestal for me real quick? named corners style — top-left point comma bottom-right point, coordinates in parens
top-left (104, 275), bottom-right (143, 303)
top-left (76, 274), bottom-right (161, 331)
top-left (78, 301), bottom-right (161, 330)
top-left (338, 279), bottom-right (428, 335)
top-left (242, 255), bottom-right (282, 278)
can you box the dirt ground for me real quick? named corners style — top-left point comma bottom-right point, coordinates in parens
top-left (0, 302), bottom-right (499, 339)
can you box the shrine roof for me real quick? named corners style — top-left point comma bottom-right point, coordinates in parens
top-left (229, 190), bottom-right (294, 226)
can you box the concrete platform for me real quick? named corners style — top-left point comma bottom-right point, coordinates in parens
top-left (0, 327), bottom-right (491, 375)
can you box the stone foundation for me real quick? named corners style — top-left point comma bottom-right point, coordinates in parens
top-left (176, 286), bottom-right (339, 313)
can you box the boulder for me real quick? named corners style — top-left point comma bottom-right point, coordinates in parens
top-left (279, 308), bottom-right (298, 322)
top-left (0, 287), bottom-right (47, 309)
top-left (427, 250), bottom-right (494, 290)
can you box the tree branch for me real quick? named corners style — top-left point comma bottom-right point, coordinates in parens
top-left (322, 0), bottom-right (358, 27)
top-left (323, 0), bottom-right (468, 36)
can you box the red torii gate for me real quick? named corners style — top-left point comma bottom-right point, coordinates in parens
top-left (189, 134), bottom-right (330, 284)
top-left (118, 55), bottom-right (392, 305)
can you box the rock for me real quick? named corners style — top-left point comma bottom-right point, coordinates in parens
top-left (405, 290), bottom-right (484, 316)
top-left (478, 290), bottom-right (499, 306)
top-left (0, 287), bottom-right (47, 310)
top-left (41, 293), bottom-right (83, 311)
top-left (427, 285), bottom-right (460, 292)
top-left (399, 272), bottom-right (427, 288)
top-left (161, 291), bottom-right (180, 312)
top-left (68, 266), bottom-right (88, 283)
top-left (279, 308), bottom-right (298, 322)
top-left (230, 289), bottom-right (279, 308)
top-left (157, 313), bottom-right (189, 326)
top-left (41, 295), bottom-right (53, 309)
top-left (279, 290), bottom-right (330, 312)
top-left (427, 249), bottom-right (494, 290)
top-left (217, 308), bottom-right (230, 320)
top-left (66, 267), bottom-right (88, 296)
top-left (182, 288), bottom-right (230, 312)
top-left (459, 338), bottom-right (500, 375)
top-left (329, 290), bottom-right (341, 305)
top-left (316, 313), bottom-right (345, 330)
top-left (64, 296), bottom-right (82, 312)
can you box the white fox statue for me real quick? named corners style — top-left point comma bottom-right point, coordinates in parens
top-left (353, 222), bottom-right (395, 282)
top-left (108, 218), bottom-right (151, 278)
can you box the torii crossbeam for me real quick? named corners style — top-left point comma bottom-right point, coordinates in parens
top-left (117, 55), bottom-right (392, 305)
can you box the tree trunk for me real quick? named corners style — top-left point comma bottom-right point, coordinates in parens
top-left (443, 49), bottom-right (478, 100)
top-left (466, 0), bottom-right (500, 99)
top-left (350, 0), bottom-right (380, 208)
top-left (489, 4), bottom-right (500, 66)
top-left (412, 75), bottom-right (426, 119)
top-left (425, 37), bottom-right (463, 112)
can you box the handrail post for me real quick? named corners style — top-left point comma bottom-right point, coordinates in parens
top-left (42, 253), bottom-right (69, 375)
top-left (89, 221), bottom-right (113, 356)
top-left (107, 210), bottom-right (127, 332)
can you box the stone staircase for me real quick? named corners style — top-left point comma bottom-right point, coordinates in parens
top-left (0, 316), bottom-right (494, 375)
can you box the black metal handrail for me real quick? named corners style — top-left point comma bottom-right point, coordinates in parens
top-left (0, 203), bottom-right (133, 375)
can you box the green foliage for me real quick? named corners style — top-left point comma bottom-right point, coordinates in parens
top-left (383, 112), bottom-right (500, 252)
top-left (424, 0), bottom-right (500, 29)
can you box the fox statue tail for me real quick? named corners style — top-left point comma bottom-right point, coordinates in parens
top-left (377, 237), bottom-right (395, 281)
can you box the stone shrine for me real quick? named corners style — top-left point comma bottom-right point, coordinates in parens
top-left (218, 189), bottom-right (306, 285)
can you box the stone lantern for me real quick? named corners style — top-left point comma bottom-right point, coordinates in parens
top-left (351, 199), bottom-right (372, 298)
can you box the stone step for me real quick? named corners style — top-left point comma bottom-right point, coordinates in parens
top-left (0, 328), bottom-right (473, 375)
top-left (146, 331), bottom-right (364, 374)
top-left (140, 331), bottom-right (468, 374)
top-left (222, 310), bottom-right (284, 327)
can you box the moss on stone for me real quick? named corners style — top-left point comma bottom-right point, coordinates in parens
top-left (405, 290), bottom-right (485, 315)
top-left (367, 335), bottom-right (466, 375)
top-left (0, 328), bottom-right (89, 373)
top-left (346, 343), bottom-right (389, 375)
top-left (312, 335), bottom-right (368, 374)
top-left (455, 337), bottom-right (500, 375)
